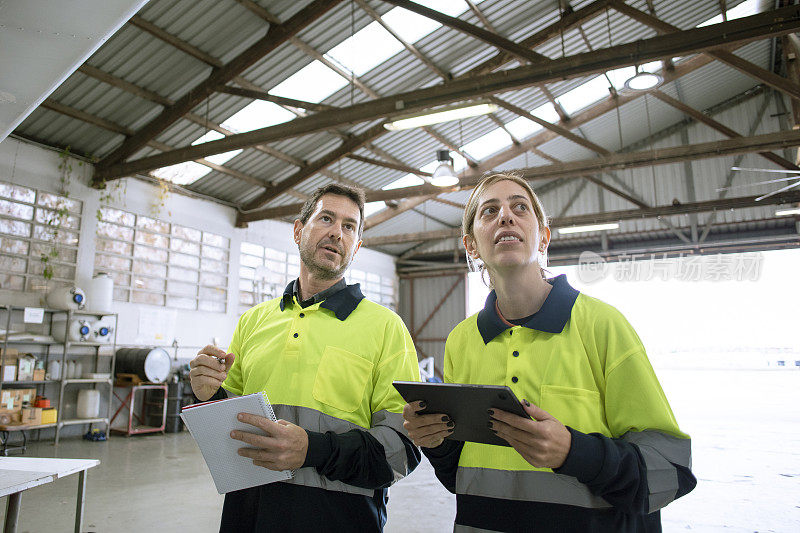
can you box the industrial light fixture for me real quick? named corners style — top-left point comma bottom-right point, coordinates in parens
top-left (775, 207), bottom-right (800, 216)
top-left (557, 222), bottom-right (620, 235)
top-left (384, 101), bottom-right (498, 131)
top-left (430, 150), bottom-right (459, 187)
top-left (624, 66), bottom-right (663, 91)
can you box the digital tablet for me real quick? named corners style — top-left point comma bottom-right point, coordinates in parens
top-left (393, 381), bottom-right (530, 447)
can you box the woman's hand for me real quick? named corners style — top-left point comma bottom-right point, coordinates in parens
top-left (489, 400), bottom-right (572, 469)
top-left (402, 401), bottom-right (454, 448)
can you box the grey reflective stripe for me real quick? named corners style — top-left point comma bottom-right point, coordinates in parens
top-left (369, 410), bottom-right (410, 482)
top-left (622, 430), bottom-right (692, 512)
top-left (272, 404), bottom-right (409, 494)
top-left (454, 524), bottom-right (497, 532)
top-left (456, 467), bottom-right (612, 509)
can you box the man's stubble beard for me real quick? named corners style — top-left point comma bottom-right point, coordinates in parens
top-left (299, 239), bottom-right (352, 280)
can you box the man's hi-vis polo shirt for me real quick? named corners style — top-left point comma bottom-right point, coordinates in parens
top-left (424, 275), bottom-right (696, 533)
top-left (219, 280), bottom-right (421, 532)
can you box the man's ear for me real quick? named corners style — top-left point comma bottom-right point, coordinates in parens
top-left (463, 234), bottom-right (479, 259)
top-left (293, 219), bottom-right (303, 245)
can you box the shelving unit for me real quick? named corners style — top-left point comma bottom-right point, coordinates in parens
top-left (0, 305), bottom-right (118, 445)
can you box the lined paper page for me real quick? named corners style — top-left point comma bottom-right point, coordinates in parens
top-left (181, 392), bottom-right (292, 494)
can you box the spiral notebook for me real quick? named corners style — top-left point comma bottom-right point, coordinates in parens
top-left (180, 391), bottom-right (293, 494)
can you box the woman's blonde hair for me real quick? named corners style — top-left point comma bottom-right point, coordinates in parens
top-left (462, 172), bottom-right (550, 286)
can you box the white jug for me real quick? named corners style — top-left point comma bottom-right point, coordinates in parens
top-left (77, 389), bottom-right (100, 419)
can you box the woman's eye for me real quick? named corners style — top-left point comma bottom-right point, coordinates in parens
top-left (515, 203), bottom-right (528, 211)
top-left (321, 215), bottom-right (331, 222)
top-left (481, 206), bottom-right (497, 216)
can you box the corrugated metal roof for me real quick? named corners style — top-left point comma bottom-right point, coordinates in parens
top-left (11, 0), bottom-right (793, 259)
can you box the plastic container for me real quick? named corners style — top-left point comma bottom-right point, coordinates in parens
top-left (77, 389), bottom-right (100, 419)
top-left (52, 318), bottom-right (93, 343)
top-left (45, 285), bottom-right (86, 310)
top-left (85, 273), bottom-right (113, 314)
top-left (93, 316), bottom-right (115, 343)
top-left (115, 347), bottom-right (171, 383)
top-left (74, 361), bottom-right (83, 380)
top-left (66, 361), bottom-right (76, 379)
top-left (47, 360), bottom-right (61, 380)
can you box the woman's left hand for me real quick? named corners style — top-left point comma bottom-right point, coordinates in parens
top-left (488, 401), bottom-right (572, 469)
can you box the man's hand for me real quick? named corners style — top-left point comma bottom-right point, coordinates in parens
top-left (232, 413), bottom-right (309, 471)
top-left (189, 345), bottom-right (236, 401)
top-left (489, 401), bottom-right (572, 469)
top-left (402, 401), bottom-right (454, 448)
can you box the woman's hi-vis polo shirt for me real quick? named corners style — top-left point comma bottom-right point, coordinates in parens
top-left (442, 274), bottom-right (694, 531)
top-left (222, 281), bottom-right (420, 497)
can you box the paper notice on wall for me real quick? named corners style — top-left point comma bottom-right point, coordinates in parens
top-left (137, 308), bottom-right (176, 344)
top-left (23, 307), bottom-right (44, 323)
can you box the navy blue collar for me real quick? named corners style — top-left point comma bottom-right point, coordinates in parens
top-left (279, 278), bottom-right (364, 321)
top-left (476, 274), bottom-right (580, 344)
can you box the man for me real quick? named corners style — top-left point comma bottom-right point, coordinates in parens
top-left (189, 184), bottom-right (420, 532)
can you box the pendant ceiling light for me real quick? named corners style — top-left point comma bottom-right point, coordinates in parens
top-left (430, 150), bottom-right (459, 187)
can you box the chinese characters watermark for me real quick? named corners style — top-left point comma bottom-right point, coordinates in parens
top-left (577, 251), bottom-right (763, 283)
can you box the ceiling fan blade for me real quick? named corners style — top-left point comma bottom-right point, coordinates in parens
top-left (716, 176), bottom-right (800, 192)
top-left (731, 167), bottom-right (800, 174)
top-left (755, 180), bottom-right (800, 201)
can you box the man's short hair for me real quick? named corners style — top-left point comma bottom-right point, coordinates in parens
top-left (298, 183), bottom-right (367, 238)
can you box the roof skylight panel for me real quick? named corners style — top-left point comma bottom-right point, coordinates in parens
top-left (462, 128), bottom-right (513, 160)
top-left (505, 116), bottom-right (541, 139)
top-left (270, 60), bottom-right (349, 104)
top-left (383, 174), bottom-right (426, 190)
top-left (325, 1), bottom-right (488, 78)
top-left (381, 8), bottom-right (441, 43)
top-left (151, 162), bottom-right (211, 185)
top-left (555, 75), bottom-right (611, 115)
top-left (191, 131), bottom-right (242, 165)
top-left (364, 201), bottom-right (386, 217)
top-left (220, 100), bottom-right (296, 133)
top-left (530, 102), bottom-right (560, 123)
top-left (698, 0), bottom-right (759, 27)
top-left (325, 22), bottom-right (405, 77)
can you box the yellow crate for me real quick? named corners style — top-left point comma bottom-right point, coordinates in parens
top-left (41, 408), bottom-right (57, 425)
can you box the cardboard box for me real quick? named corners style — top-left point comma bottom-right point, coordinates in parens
top-left (0, 408), bottom-right (22, 425)
top-left (16, 355), bottom-right (35, 381)
top-left (17, 388), bottom-right (37, 406)
top-left (1, 390), bottom-right (16, 410)
top-left (41, 408), bottom-right (57, 425)
top-left (21, 407), bottom-right (42, 425)
top-left (1, 363), bottom-right (16, 382)
top-left (32, 368), bottom-right (45, 381)
top-left (0, 348), bottom-right (19, 360)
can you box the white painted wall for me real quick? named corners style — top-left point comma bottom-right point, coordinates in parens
top-left (0, 136), bottom-right (398, 361)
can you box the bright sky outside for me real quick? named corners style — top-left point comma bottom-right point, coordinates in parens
top-left (467, 248), bottom-right (800, 355)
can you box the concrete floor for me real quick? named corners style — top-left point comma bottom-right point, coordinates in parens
top-left (0, 430), bottom-right (455, 533)
top-left (2, 367), bottom-right (799, 532)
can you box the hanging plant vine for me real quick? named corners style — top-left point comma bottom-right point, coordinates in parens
top-left (41, 147), bottom-right (75, 280)
top-left (150, 178), bottom-right (172, 218)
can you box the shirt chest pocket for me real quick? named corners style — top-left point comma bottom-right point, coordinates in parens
top-left (540, 385), bottom-right (609, 436)
top-left (312, 346), bottom-right (374, 413)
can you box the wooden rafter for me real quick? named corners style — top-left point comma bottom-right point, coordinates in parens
top-left (93, 6), bottom-right (800, 182)
top-left (242, 128), bottom-right (800, 221)
top-left (363, 189), bottom-right (800, 246)
top-left (650, 90), bottom-right (800, 170)
top-left (610, 1), bottom-right (800, 101)
top-left (96, 0), bottom-right (344, 170)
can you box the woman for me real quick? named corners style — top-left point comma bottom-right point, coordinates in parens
top-left (402, 173), bottom-right (696, 532)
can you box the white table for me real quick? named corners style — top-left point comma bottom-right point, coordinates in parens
top-left (0, 457), bottom-right (99, 533)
